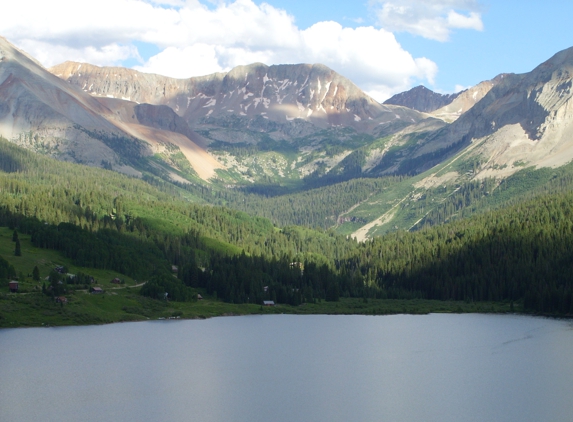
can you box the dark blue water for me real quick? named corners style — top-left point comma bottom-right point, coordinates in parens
top-left (2, 314), bottom-right (573, 422)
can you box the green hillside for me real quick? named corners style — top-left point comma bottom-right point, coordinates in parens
top-left (2, 136), bottom-right (573, 327)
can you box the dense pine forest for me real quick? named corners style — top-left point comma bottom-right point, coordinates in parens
top-left (2, 137), bottom-right (573, 315)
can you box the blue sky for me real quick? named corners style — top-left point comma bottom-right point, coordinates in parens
top-left (2, 0), bottom-right (573, 101)
top-left (258, 0), bottom-right (573, 93)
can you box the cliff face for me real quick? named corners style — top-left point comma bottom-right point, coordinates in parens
top-left (50, 61), bottom-right (427, 141)
top-left (410, 47), bottom-right (573, 179)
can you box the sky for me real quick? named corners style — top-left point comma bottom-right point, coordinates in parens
top-left (2, 0), bottom-right (573, 102)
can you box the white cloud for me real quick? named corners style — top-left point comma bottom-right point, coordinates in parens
top-left (15, 40), bottom-right (141, 68)
top-left (135, 44), bottom-right (224, 78)
top-left (0, 0), bottom-right (442, 101)
top-left (372, 0), bottom-right (483, 41)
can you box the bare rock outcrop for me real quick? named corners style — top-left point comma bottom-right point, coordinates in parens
top-left (50, 61), bottom-right (427, 141)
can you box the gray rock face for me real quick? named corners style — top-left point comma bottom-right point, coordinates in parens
top-left (384, 86), bottom-right (460, 113)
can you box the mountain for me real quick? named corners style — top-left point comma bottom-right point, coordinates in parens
top-left (50, 61), bottom-right (427, 143)
top-left (420, 47), bottom-right (573, 177)
top-left (384, 76), bottom-right (507, 122)
top-left (6, 35), bottom-right (573, 242)
top-left (383, 85), bottom-right (460, 113)
top-left (338, 46), bottom-right (573, 238)
top-left (0, 37), bottom-right (222, 180)
top-left (430, 74), bottom-right (508, 122)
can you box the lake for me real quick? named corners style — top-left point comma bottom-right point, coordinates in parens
top-left (1, 314), bottom-right (573, 422)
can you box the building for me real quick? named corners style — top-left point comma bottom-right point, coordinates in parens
top-left (55, 296), bottom-right (68, 304)
top-left (91, 287), bottom-right (103, 294)
top-left (197, 294), bottom-right (203, 300)
top-left (8, 281), bottom-right (18, 293)
top-left (263, 300), bottom-right (275, 306)
top-left (111, 278), bottom-right (121, 284)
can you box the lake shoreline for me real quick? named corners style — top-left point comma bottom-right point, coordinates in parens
top-left (0, 291), bottom-right (547, 329)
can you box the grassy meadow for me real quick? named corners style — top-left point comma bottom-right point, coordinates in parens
top-left (0, 223), bottom-right (518, 329)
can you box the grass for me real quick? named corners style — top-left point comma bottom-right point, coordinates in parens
top-left (0, 285), bottom-right (522, 329)
top-left (0, 226), bottom-right (523, 329)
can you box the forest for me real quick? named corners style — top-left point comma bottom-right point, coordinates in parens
top-left (1, 136), bottom-right (573, 315)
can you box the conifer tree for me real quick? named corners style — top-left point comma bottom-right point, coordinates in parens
top-left (14, 238), bottom-right (21, 256)
top-left (32, 265), bottom-right (40, 281)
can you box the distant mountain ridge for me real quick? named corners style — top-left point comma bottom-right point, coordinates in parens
top-left (6, 35), bottom-right (573, 240)
top-left (50, 61), bottom-right (427, 143)
top-left (384, 85), bottom-right (460, 113)
top-left (0, 36), bottom-right (222, 180)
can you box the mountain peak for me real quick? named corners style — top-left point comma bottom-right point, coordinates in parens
top-left (50, 60), bottom-right (426, 139)
top-left (384, 85), bottom-right (460, 113)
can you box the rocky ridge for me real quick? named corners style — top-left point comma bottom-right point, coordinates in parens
top-left (384, 85), bottom-right (460, 113)
top-left (50, 61), bottom-right (427, 143)
top-left (0, 37), bottom-right (222, 180)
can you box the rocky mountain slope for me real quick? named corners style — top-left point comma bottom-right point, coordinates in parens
top-left (430, 74), bottom-right (508, 122)
top-left (384, 85), bottom-right (460, 113)
top-left (6, 35), bottom-right (573, 241)
top-left (50, 61), bottom-right (427, 143)
top-left (0, 37), bottom-right (222, 180)
top-left (344, 46), bottom-right (573, 238)
top-left (418, 47), bottom-right (573, 178)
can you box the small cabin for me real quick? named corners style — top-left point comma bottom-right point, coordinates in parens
top-left (55, 296), bottom-right (68, 304)
top-left (263, 300), bottom-right (275, 307)
top-left (171, 265), bottom-right (178, 273)
top-left (197, 294), bottom-right (203, 300)
top-left (8, 281), bottom-right (18, 293)
top-left (111, 278), bottom-right (121, 284)
top-left (91, 287), bottom-right (103, 294)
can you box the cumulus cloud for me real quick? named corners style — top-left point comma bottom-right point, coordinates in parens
top-left (0, 0), bottom-right (443, 101)
top-left (372, 0), bottom-right (483, 41)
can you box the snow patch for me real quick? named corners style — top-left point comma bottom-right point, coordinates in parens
top-left (354, 115), bottom-right (362, 122)
top-left (206, 110), bottom-right (213, 116)
top-left (203, 98), bottom-right (217, 108)
top-left (107, 95), bottom-right (114, 98)
top-left (321, 82), bottom-right (332, 102)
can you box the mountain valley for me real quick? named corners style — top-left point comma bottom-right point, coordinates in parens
top-left (3, 34), bottom-right (573, 321)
